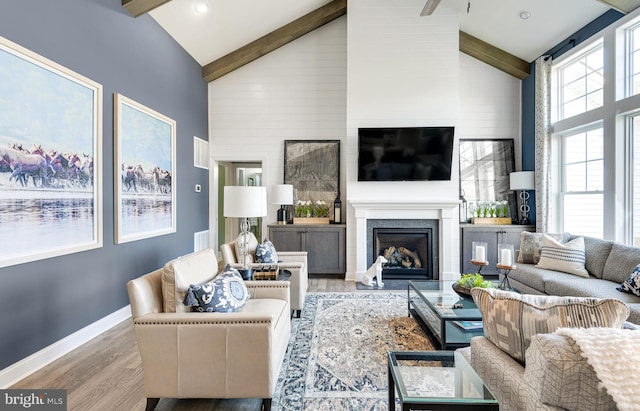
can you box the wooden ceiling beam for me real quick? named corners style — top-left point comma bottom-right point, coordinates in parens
top-left (459, 31), bottom-right (531, 80)
top-left (202, 0), bottom-right (347, 82)
top-left (122, 0), bottom-right (172, 18)
top-left (596, 0), bottom-right (640, 13)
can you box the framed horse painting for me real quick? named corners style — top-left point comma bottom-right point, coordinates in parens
top-left (114, 94), bottom-right (176, 244)
top-left (0, 36), bottom-right (103, 268)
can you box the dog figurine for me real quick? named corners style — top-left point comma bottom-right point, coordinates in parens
top-left (361, 255), bottom-right (388, 287)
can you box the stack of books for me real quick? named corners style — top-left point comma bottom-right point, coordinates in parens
top-left (252, 265), bottom-right (279, 280)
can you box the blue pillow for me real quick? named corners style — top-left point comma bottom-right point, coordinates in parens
top-left (255, 238), bottom-right (279, 264)
top-left (183, 265), bottom-right (249, 312)
top-left (618, 264), bottom-right (640, 297)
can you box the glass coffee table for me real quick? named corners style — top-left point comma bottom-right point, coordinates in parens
top-left (408, 280), bottom-right (484, 349)
top-left (388, 350), bottom-right (498, 410)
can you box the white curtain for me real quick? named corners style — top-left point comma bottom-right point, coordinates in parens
top-left (534, 56), bottom-right (553, 233)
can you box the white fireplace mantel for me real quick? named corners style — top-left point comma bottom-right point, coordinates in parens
top-left (350, 200), bottom-right (460, 281)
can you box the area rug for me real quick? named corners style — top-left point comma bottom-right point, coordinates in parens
top-left (272, 292), bottom-right (434, 410)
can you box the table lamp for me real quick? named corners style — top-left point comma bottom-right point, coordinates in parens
top-left (510, 171), bottom-right (535, 225)
top-left (271, 184), bottom-right (293, 225)
top-left (223, 186), bottom-right (267, 279)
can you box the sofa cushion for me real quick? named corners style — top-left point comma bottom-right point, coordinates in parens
top-left (579, 236), bottom-right (614, 279)
top-left (183, 266), bottom-right (249, 312)
top-left (255, 238), bottom-right (278, 264)
top-left (536, 235), bottom-right (589, 278)
top-left (162, 249), bottom-right (219, 313)
top-left (545, 276), bottom-right (640, 302)
top-left (517, 231), bottom-right (571, 264)
top-left (524, 333), bottom-right (615, 411)
top-left (508, 263), bottom-right (567, 293)
top-left (471, 287), bottom-right (629, 364)
top-left (602, 243), bottom-right (640, 284)
top-left (234, 232), bottom-right (259, 265)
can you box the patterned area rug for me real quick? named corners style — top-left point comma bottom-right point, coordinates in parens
top-left (273, 292), bottom-right (434, 410)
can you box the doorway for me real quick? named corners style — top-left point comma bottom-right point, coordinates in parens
top-left (215, 161), bottom-right (264, 257)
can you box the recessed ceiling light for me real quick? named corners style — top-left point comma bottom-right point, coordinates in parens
top-left (194, 2), bottom-right (208, 14)
top-left (519, 11), bottom-right (531, 20)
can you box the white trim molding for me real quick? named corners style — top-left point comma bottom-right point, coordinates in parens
top-left (0, 306), bottom-right (132, 388)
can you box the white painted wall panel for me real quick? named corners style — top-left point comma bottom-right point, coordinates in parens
top-left (458, 52), bottom-right (522, 167)
top-left (209, 17), bottom-right (347, 246)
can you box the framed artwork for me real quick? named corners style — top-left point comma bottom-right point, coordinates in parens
top-left (114, 94), bottom-right (176, 243)
top-left (0, 36), bottom-right (103, 268)
top-left (459, 139), bottom-right (516, 222)
top-left (284, 140), bottom-right (340, 214)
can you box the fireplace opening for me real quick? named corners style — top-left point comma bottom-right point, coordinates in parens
top-left (373, 228), bottom-right (433, 279)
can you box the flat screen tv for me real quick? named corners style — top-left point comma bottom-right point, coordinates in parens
top-left (358, 127), bottom-right (455, 181)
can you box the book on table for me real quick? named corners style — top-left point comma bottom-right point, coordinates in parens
top-left (453, 320), bottom-right (483, 331)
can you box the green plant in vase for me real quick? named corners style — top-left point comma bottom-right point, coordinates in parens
top-left (457, 273), bottom-right (494, 290)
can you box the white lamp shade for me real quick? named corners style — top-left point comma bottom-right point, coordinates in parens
top-left (510, 171), bottom-right (535, 190)
top-left (223, 186), bottom-right (267, 218)
top-left (271, 184), bottom-right (294, 205)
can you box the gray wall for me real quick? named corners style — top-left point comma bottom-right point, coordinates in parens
top-left (0, 0), bottom-right (209, 370)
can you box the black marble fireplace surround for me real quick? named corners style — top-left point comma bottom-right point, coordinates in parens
top-left (366, 219), bottom-right (439, 280)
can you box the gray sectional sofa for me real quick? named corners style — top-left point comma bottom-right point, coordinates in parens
top-left (508, 234), bottom-right (640, 324)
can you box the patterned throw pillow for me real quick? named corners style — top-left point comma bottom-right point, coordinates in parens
top-left (536, 235), bottom-right (589, 277)
top-left (471, 287), bottom-right (629, 364)
top-left (183, 265), bottom-right (250, 312)
top-left (617, 264), bottom-right (640, 297)
top-left (517, 231), bottom-right (571, 264)
top-left (255, 238), bottom-right (279, 263)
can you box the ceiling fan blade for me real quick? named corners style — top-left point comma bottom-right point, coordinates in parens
top-left (420, 0), bottom-right (441, 16)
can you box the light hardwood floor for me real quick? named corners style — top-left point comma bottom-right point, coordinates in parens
top-left (10, 278), bottom-right (358, 411)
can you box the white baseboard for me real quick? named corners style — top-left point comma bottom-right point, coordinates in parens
top-left (0, 305), bottom-right (132, 388)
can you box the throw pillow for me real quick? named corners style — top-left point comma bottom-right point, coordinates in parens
top-left (255, 238), bottom-right (279, 263)
top-left (517, 231), bottom-right (571, 264)
top-left (535, 235), bottom-right (589, 277)
top-left (161, 248), bottom-right (219, 313)
top-left (183, 265), bottom-right (250, 312)
top-left (234, 232), bottom-right (259, 265)
top-left (470, 287), bottom-right (629, 364)
top-left (617, 263), bottom-right (640, 297)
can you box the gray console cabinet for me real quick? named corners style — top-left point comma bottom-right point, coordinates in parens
top-left (460, 224), bottom-right (534, 275)
top-left (268, 224), bottom-right (346, 275)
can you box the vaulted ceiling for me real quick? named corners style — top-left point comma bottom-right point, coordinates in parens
top-left (123, 0), bottom-right (640, 81)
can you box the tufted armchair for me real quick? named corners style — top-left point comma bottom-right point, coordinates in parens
top-left (127, 249), bottom-right (291, 411)
top-left (220, 234), bottom-right (308, 317)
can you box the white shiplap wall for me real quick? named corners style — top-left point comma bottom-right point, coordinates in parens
top-left (458, 52), bottom-right (522, 168)
top-left (208, 17), bottom-right (347, 244)
top-left (209, 4), bottom-right (522, 279)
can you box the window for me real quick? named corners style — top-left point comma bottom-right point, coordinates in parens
top-left (560, 128), bottom-right (604, 238)
top-left (557, 42), bottom-right (603, 120)
top-left (549, 12), bottom-right (640, 243)
top-left (628, 23), bottom-right (640, 96)
top-left (632, 116), bottom-right (640, 245)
